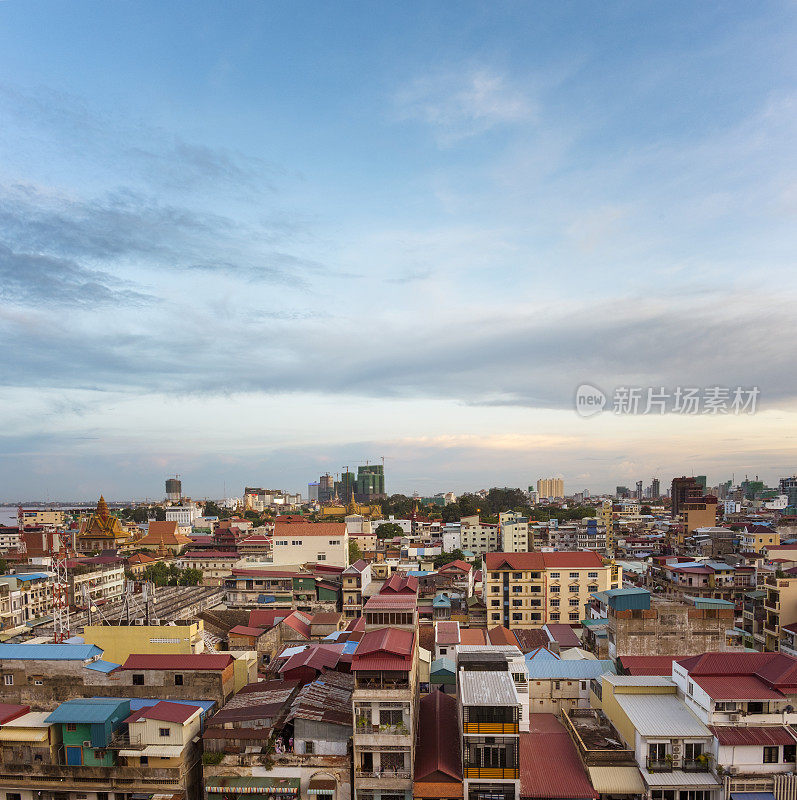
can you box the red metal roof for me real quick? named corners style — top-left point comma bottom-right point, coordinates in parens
top-left (273, 519), bottom-right (346, 537)
top-left (228, 625), bottom-right (266, 638)
top-left (279, 644), bottom-right (344, 675)
top-left (544, 624), bottom-right (581, 648)
top-left (415, 690), bottom-right (462, 783)
top-left (280, 610), bottom-right (312, 639)
top-left (181, 550), bottom-right (239, 558)
top-left (485, 551), bottom-right (605, 571)
top-left (381, 573), bottom-right (420, 594)
top-left (129, 700), bottom-right (201, 724)
top-left (458, 628), bottom-right (488, 645)
top-left (121, 654), bottom-right (233, 671)
top-left (364, 594), bottom-right (417, 610)
top-left (520, 715), bottom-right (598, 799)
top-left (488, 626), bottom-right (519, 646)
top-left (0, 704), bottom-right (29, 725)
top-left (438, 560), bottom-right (472, 574)
top-left (436, 621), bottom-right (460, 645)
top-left (620, 656), bottom-right (685, 676)
top-left (248, 609), bottom-right (288, 629)
top-left (709, 726), bottom-right (797, 746)
top-left (692, 675), bottom-right (785, 700)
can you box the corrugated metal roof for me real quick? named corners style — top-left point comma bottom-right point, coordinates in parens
top-left (692, 675), bottom-right (785, 700)
top-left (431, 657), bottom-right (456, 674)
top-left (604, 674), bottom-right (675, 687)
top-left (0, 644), bottom-right (103, 661)
top-left (589, 767), bottom-right (644, 794)
top-left (526, 659), bottom-right (616, 680)
top-left (459, 670), bottom-right (519, 706)
top-left (641, 769), bottom-right (720, 787)
top-left (46, 698), bottom-right (129, 724)
top-left (614, 694), bottom-right (711, 738)
top-left (84, 659), bottom-right (121, 673)
top-left (0, 727), bottom-right (49, 743)
top-left (710, 726), bottom-right (797, 746)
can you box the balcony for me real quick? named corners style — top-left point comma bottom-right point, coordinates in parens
top-left (682, 758), bottom-right (711, 773)
top-left (463, 723), bottom-right (519, 735)
top-left (646, 758), bottom-right (673, 773)
top-left (464, 767), bottom-right (519, 779)
top-left (355, 678), bottom-right (410, 692)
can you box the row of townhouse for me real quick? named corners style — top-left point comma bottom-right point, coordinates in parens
top-left (0, 572), bottom-right (53, 631)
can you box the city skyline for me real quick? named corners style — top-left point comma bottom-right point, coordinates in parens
top-left (1, 2), bottom-right (797, 497)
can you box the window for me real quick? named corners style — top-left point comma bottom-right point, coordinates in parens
top-left (34, 679), bottom-right (43, 685)
top-left (132, 674), bottom-right (145, 685)
top-left (491, 599), bottom-right (500, 607)
top-left (512, 585), bottom-right (522, 593)
top-left (66, 723), bottom-right (77, 732)
top-left (550, 612), bottom-right (560, 620)
top-left (491, 573), bottom-right (500, 580)
top-left (380, 708), bottom-right (403, 726)
top-left (492, 585), bottom-right (500, 593)
top-left (513, 573), bottom-right (523, 580)
top-left (492, 613), bottom-right (501, 621)
top-left (3, 675), bottom-right (12, 686)
top-left (329, 539), bottom-right (340, 545)
top-left (679, 793), bottom-right (710, 800)
top-left (649, 743), bottom-right (667, 761)
top-left (6, 793), bottom-right (22, 800)
top-left (687, 681), bottom-right (694, 695)
top-left (569, 612), bottom-right (579, 620)
top-left (550, 572), bottom-right (560, 579)
top-left (140, 756), bottom-right (149, 765)
top-left (581, 681), bottom-right (588, 691)
top-left (512, 612), bottom-right (523, 620)
top-left (569, 572), bottom-right (579, 578)
top-left (569, 598), bottom-right (579, 606)
top-left (684, 742), bottom-right (702, 760)
top-left (569, 585), bottom-right (579, 592)
top-left (305, 740), bottom-right (315, 754)
top-left (588, 572), bottom-right (598, 578)
top-left (550, 599), bottom-right (560, 607)
top-left (317, 553), bottom-right (327, 561)
top-left (159, 728), bottom-right (170, 737)
top-left (512, 599), bottom-right (522, 607)
top-left (550, 585), bottom-right (560, 593)
top-left (174, 674), bottom-right (183, 686)
top-left (764, 746), bottom-right (779, 763)
top-left (715, 701), bottom-right (737, 711)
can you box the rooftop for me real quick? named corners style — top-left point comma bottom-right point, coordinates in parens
top-left (613, 693), bottom-right (711, 738)
top-left (459, 670), bottom-right (519, 707)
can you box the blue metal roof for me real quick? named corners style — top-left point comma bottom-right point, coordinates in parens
top-left (8, 572), bottom-right (51, 582)
top-left (323, 630), bottom-right (346, 641)
top-left (45, 698), bottom-right (129, 724)
top-left (431, 656), bottom-right (456, 674)
top-left (257, 595), bottom-right (276, 604)
top-left (407, 570), bottom-right (431, 576)
top-left (433, 595), bottom-right (451, 608)
top-left (525, 659), bottom-right (616, 680)
top-left (342, 640), bottom-right (359, 655)
top-left (0, 644), bottom-right (103, 661)
top-left (525, 647), bottom-right (560, 663)
top-left (84, 659), bottom-right (121, 673)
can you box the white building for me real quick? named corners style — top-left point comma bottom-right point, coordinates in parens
top-left (499, 511), bottom-right (529, 553)
top-left (460, 515), bottom-right (499, 555)
top-left (442, 523), bottom-right (461, 553)
top-left (165, 505), bottom-right (201, 533)
top-left (270, 520), bottom-right (349, 567)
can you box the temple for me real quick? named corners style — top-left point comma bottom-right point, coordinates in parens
top-left (77, 496), bottom-right (132, 552)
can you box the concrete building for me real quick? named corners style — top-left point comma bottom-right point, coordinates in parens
top-left (460, 516), bottom-right (499, 555)
top-left (537, 478), bottom-right (564, 500)
top-left (82, 621), bottom-right (205, 663)
top-left (499, 511), bottom-right (529, 553)
top-left (270, 519), bottom-right (349, 568)
top-left (484, 552), bottom-right (620, 629)
top-left (443, 523), bottom-right (462, 553)
top-left (177, 550), bottom-right (241, 585)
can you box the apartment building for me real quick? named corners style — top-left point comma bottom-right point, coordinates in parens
top-left (270, 518), bottom-right (349, 567)
top-left (483, 552), bottom-right (620, 629)
top-left (499, 512), bottom-right (529, 553)
top-left (67, 556), bottom-right (125, 607)
top-left (352, 628), bottom-right (417, 800)
top-left (0, 526), bottom-right (21, 553)
top-left (18, 508), bottom-right (65, 529)
top-left (342, 559), bottom-right (372, 618)
top-left (0, 572), bottom-right (53, 627)
top-left (763, 575), bottom-right (797, 652)
top-left (458, 661), bottom-right (521, 800)
top-left (537, 478), bottom-right (564, 500)
top-left (460, 515), bottom-right (499, 555)
top-left (740, 525), bottom-right (779, 553)
top-left (177, 550), bottom-right (241, 585)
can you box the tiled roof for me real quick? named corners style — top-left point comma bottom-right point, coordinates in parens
top-left (512, 629), bottom-right (551, 653)
top-left (273, 519), bottom-right (346, 537)
top-left (709, 725), bottom-right (797, 746)
top-left (415, 690), bottom-right (462, 783)
top-left (381, 573), bottom-right (420, 594)
top-left (248, 609), bottom-right (288, 629)
top-left (311, 612), bottom-right (342, 625)
top-left (180, 550), bottom-right (239, 558)
top-left (520, 715), bottom-right (598, 799)
top-left (544, 624), bottom-right (581, 648)
top-left (138, 520), bottom-right (192, 546)
top-left (364, 594), bottom-right (417, 610)
top-left (458, 628), bottom-right (488, 645)
top-left (438, 560), bottom-right (471, 573)
top-left (485, 551), bottom-right (605, 570)
top-left (121, 654), bottom-right (232, 671)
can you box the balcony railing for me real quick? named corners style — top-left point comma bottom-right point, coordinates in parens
top-left (463, 722), bottom-right (519, 734)
top-left (464, 767), bottom-right (520, 779)
top-left (355, 769), bottom-right (411, 780)
top-left (682, 758), bottom-right (710, 772)
top-left (646, 757), bottom-right (673, 773)
top-left (354, 721), bottom-right (410, 736)
top-left (355, 679), bottom-right (410, 691)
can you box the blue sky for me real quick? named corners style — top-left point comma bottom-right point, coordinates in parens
top-left (1, 1), bottom-right (796, 500)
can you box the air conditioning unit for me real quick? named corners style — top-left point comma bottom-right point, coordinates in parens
top-left (82, 740), bottom-right (91, 747)
top-left (729, 713), bottom-right (741, 722)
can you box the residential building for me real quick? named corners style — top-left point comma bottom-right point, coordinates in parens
top-left (0, 572), bottom-right (53, 627)
top-left (460, 516), bottom-right (499, 555)
top-left (343, 559), bottom-right (372, 618)
top-left (525, 652), bottom-right (616, 714)
top-left (17, 508), bottom-right (65, 529)
top-left (177, 550), bottom-right (241, 585)
top-left (82, 620), bottom-right (205, 663)
top-left (764, 575), bottom-right (797, 652)
top-left (682, 496), bottom-right (719, 534)
top-left (270, 518), bottom-right (349, 568)
top-left (499, 512), bottom-right (529, 553)
top-left (459, 662), bottom-right (521, 800)
top-left (483, 552), bottom-right (620, 629)
top-left (67, 555), bottom-right (125, 607)
top-left (537, 478), bottom-right (564, 500)
top-left (0, 526), bottom-right (21, 553)
top-left (442, 523), bottom-right (462, 553)
top-left (352, 628), bottom-right (417, 800)
top-left (741, 526), bottom-right (779, 553)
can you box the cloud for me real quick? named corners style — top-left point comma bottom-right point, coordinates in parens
top-left (394, 68), bottom-right (533, 144)
top-left (0, 243), bottom-right (151, 307)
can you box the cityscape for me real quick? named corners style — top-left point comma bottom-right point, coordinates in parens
top-left (2, 3), bottom-right (797, 800)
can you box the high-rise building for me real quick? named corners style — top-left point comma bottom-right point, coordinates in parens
top-left (334, 470), bottom-right (357, 503)
top-left (307, 482), bottom-right (319, 502)
top-left (779, 476), bottom-right (797, 509)
top-left (536, 477), bottom-right (564, 499)
top-left (355, 464), bottom-right (386, 500)
top-left (165, 477), bottom-right (182, 502)
top-left (651, 478), bottom-right (660, 499)
top-left (318, 473), bottom-right (334, 503)
top-left (616, 486), bottom-right (631, 499)
top-left (670, 476), bottom-right (703, 518)
top-left (635, 480), bottom-right (643, 501)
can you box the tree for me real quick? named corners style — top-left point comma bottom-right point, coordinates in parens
top-left (375, 522), bottom-right (404, 539)
top-left (349, 540), bottom-right (363, 563)
top-left (434, 549), bottom-right (465, 568)
top-left (130, 507), bottom-right (148, 524)
top-left (441, 504), bottom-right (461, 523)
top-left (203, 501), bottom-right (225, 518)
top-left (0, 558), bottom-right (7, 575)
top-left (641, 505), bottom-right (652, 515)
top-left (179, 568), bottom-right (203, 586)
top-left (153, 506), bottom-right (166, 522)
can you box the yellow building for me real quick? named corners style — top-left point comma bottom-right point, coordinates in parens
top-left (83, 621), bottom-right (205, 663)
top-left (681, 497), bottom-right (718, 533)
top-left (320, 500), bottom-right (380, 518)
top-left (18, 509), bottom-right (66, 528)
top-left (78, 496), bottom-right (132, 551)
top-left (763, 575), bottom-right (797, 652)
top-left (742, 528), bottom-right (780, 553)
top-left (483, 551), bottom-right (620, 629)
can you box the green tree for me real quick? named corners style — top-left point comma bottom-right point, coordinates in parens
top-left (441, 504), bottom-right (461, 523)
top-left (375, 522), bottom-right (404, 539)
top-left (153, 506), bottom-right (166, 522)
top-left (179, 568), bottom-right (203, 586)
top-left (349, 540), bottom-right (363, 563)
top-left (131, 507), bottom-right (148, 524)
top-left (203, 501), bottom-right (225, 518)
top-left (0, 558), bottom-right (7, 575)
top-left (641, 505), bottom-right (652, 515)
top-left (434, 549), bottom-right (465, 568)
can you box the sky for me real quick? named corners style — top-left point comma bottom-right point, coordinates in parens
top-left (1, 1), bottom-right (796, 501)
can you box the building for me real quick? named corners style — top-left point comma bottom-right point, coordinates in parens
top-left (525, 653), bottom-right (616, 714)
top-left (136, 520), bottom-right (194, 554)
top-left (77, 496), bottom-right (132, 552)
top-left (499, 512), bottom-right (529, 553)
top-left (0, 572), bottom-right (53, 628)
top-left (165, 504), bottom-right (201, 532)
top-left (483, 552), bottom-right (620, 629)
top-left (413, 689), bottom-right (463, 800)
top-left (537, 478), bottom-right (564, 500)
top-left (682, 496), bottom-right (719, 534)
top-left (177, 550), bottom-right (241, 585)
top-left (166, 477), bottom-right (182, 501)
top-left (460, 516), bottom-right (499, 555)
top-left (67, 555), bottom-right (125, 607)
top-left (671, 477), bottom-right (704, 518)
top-left (270, 518), bottom-right (349, 568)
top-left (82, 620), bottom-right (205, 663)
top-left (352, 627), bottom-right (417, 800)
top-left (741, 525), bottom-right (780, 553)
top-left (356, 464), bottom-right (386, 501)
top-left (763, 575), bottom-right (797, 652)
top-left (17, 508), bottom-right (66, 529)
top-left (459, 662), bottom-right (521, 800)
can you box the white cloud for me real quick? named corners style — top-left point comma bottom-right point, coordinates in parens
top-left (393, 67), bottom-right (534, 144)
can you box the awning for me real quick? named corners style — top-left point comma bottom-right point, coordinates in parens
top-left (589, 766), bottom-right (645, 795)
top-left (641, 770), bottom-right (720, 788)
top-left (308, 779), bottom-right (336, 794)
top-left (0, 728), bottom-right (49, 743)
top-left (731, 794), bottom-right (776, 800)
top-left (120, 744), bottom-right (185, 757)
